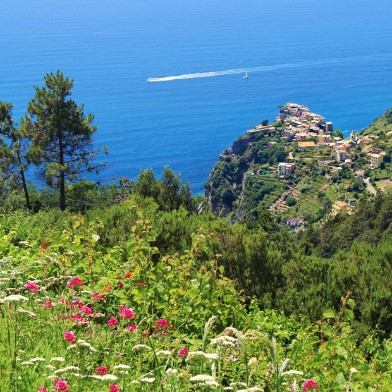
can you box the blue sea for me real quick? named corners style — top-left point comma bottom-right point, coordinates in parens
top-left (2, 0), bottom-right (392, 193)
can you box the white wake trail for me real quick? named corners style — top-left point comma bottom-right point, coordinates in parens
top-left (147, 55), bottom-right (380, 83)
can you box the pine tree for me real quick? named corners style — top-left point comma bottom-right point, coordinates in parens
top-left (24, 71), bottom-right (103, 211)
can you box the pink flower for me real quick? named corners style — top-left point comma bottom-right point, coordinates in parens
top-left (108, 317), bottom-right (119, 328)
top-left (125, 324), bottom-right (137, 333)
top-left (43, 301), bottom-right (53, 308)
top-left (81, 305), bottom-right (93, 315)
top-left (67, 277), bottom-right (84, 289)
top-left (178, 346), bottom-right (188, 358)
top-left (64, 331), bottom-right (76, 343)
top-left (155, 318), bottom-right (171, 335)
top-left (302, 379), bottom-right (319, 391)
top-left (25, 281), bottom-right (39, 292)
top-left (38, 388), bottom-right (47, 392)
top-left (71, 313), bottom-right (89, 324)
top-left (54, 378), bottom-right (69, 391)
top-left (70, 299), bottom-right (84, 310)
top-left (156, 318), bottom-right (169, 328)
top-left (96, 366), bottom-right (108, 375)
top-left (92, 292), bottom-right (105, 301)
top-left (109, 385), bottom-right (120, 392)
top-left (119, 305), bottom-right (135, 319)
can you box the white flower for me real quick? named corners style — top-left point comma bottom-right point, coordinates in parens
top-left (54, 366), bottom-right (80, 374)
top-left (210, 335), bottom-right (237, 347)
top-left (50, 357), bottom-right (65, 362)
top-left (113, 364), bottom-right (131, 370)
top-left (156, 350), bottom-right (172, 356)
top-left (132, 344), bottom-right (151, 352)
top-left (20, 361), bottom-right (34, 365)
top-left (67, 340), bottom-right (97, 352)
top-left (230, 382), bottom-right (247, 388)
top-left (17, 308), bottom-right (36, 318)
top-left (190, 375), bottom-right (216, 382)
top-left (91, 374), bottom-right (118, 381)
top-left (29, 357), bottom-right (46, 362)
top-left (140, 377), bottom-right (155, 383)
top-left (1, 294), bottom-right (28, 303)
top-left (45, 365), bottom-right (56, 371)
top-left (237, 387), bottom-right (264, 392)
top-left (204, 353), bottom-right (218, 360)
top-left (203, 380), bottom-right (220, 388)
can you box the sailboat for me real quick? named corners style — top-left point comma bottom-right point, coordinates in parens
top-left (243, 72), bottom-right (249, 79)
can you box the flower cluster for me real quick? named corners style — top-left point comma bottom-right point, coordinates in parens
top-left (25, 281), bottom-right (39, 293)
top-left (108, 318), bottom-right (119, 328)
top-left (64, 331), bottom-right (76, 343)
top-left (67, 277), bottom-right (84, 289)
top-left (302, 379), bottom-right (319, 391)
top-left (119, 305), bottom-right (135, 320)
top-left (178, 346), bottom-right (188, 358)
top-left (154, 318), bottom-right (171, 335)
top-left (96, 366), bottom-right (108, 375)
top-left (54, 378), bottom-right (69, 391)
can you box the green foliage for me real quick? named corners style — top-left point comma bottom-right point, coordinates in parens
top-left (23, 70), bottom-right (104, 210)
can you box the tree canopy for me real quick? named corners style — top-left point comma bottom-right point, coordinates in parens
top-left (23, 70), bottom-right (102, 210)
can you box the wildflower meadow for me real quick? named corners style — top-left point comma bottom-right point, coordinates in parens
top-left (0, 200), bottom-right (391, 391)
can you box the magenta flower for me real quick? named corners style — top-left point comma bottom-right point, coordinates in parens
top-left (81, 305), bottom-right (93, 315)
top-left (38, 388), bottom-right (47, 392)
top-left (96, 366), bottom-right (108, 375)
top-left (119, 305), bottom-right (135, 319)
top-left (302, 379), bottom-right (319, 391)
top-left (54, 378), bottom-right (69, 391)
top-left (178, 346), bottom-right (188, 358)
top-left (43, 301), bottom-right (53, 308)
top-left (92, 292), bottom-right (105, 301)
top-left (108, 317), bottom-right (119, 328)
top-left (109, 385), bottom-right (120, 392)
top-left (64, 331), bottom-right (76, 343)
top-left (25, 281), bottom-right (39, 292)
top-left (70, 299), bottom-right (84, 310)
top-left (67, 277), bottom-right (84, 289)
top-left (156, 318), bottom-right (169, 328)
top-left (125, 324), bottom-right (137, 333)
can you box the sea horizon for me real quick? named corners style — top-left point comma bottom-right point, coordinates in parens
top-left (2, 0), bottom-right (392, 194)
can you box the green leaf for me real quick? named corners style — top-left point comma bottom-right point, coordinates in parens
top-left (322, 309), bottom-right (336, 319)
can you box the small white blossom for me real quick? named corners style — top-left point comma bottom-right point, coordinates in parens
top-left (140, 377), bottom-right (155, 383)
top-left (20, 361), bottom-right (34, 366)
top-left (50, 357), bottom-right (65, 362)
top-left (45, 365), bottom-right (56, 371)
top-left (91, 374), bottom-right (118, 381)
top-left (156, 350), bottom-right (172, 356)
top-left (17, 308), bottom-right (36, 318)
top-left (210, 335), bottom-right (237, 347)
top-left (190, 375), bottom-right (216, 382)
top-left (113, 364), bottom-right (131, 370)
top-left (1, 294), bottom-right (28, 302)
top-left (132, 344), bottom-right (151, 352)
top-left (29, 357), bottom-right (46, 363)
top-left (54, 366), bottom-right (80, 374)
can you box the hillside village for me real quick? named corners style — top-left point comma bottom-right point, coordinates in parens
top-left (206, 103), bottom-right (392, 226)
